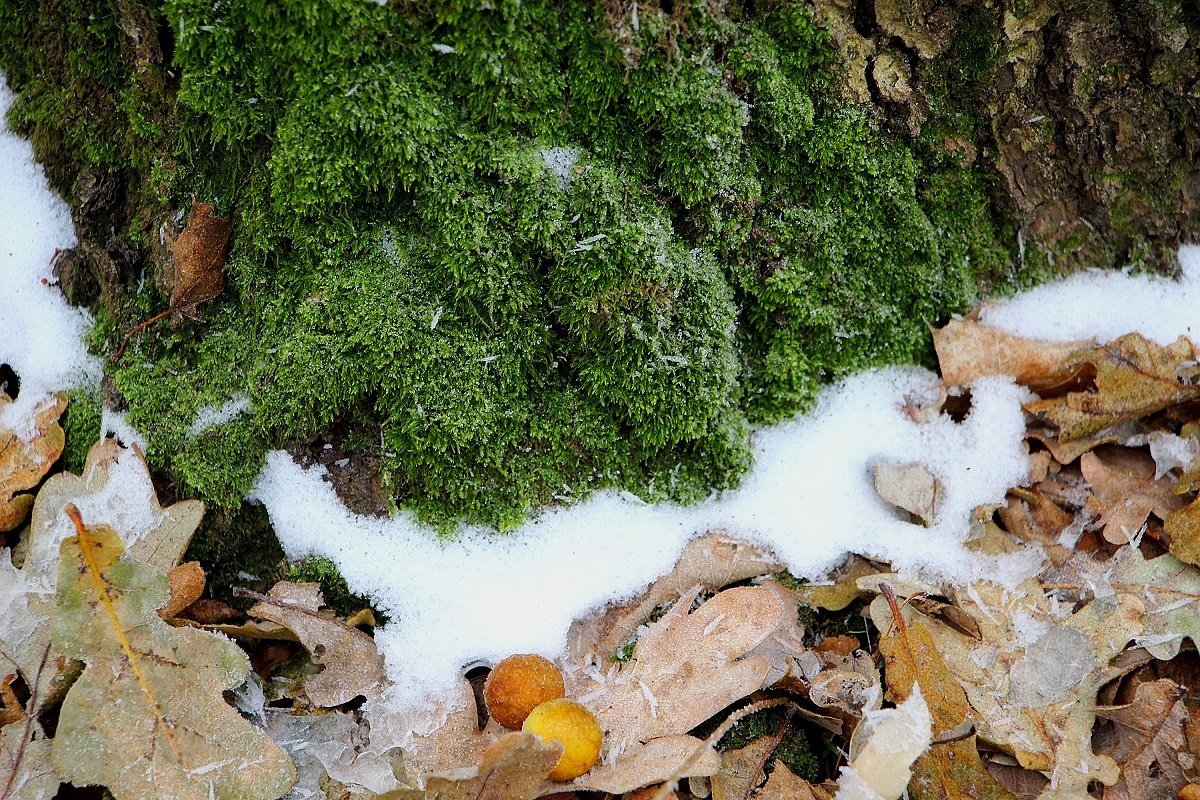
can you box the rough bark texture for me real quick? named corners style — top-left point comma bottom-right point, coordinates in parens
top-left (814, 0), bottom-right (1199, 270)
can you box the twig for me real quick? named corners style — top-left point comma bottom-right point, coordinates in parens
top-left (1, 643), bottom-right (51, 800)
top-left (110, 308), bottom-right (172, 362)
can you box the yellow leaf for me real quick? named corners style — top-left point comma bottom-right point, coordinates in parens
top-left (48, 506), bottom-right (295, 800)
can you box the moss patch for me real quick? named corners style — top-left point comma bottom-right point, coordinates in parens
top-left (4, 0), bottom-right (1039, 528)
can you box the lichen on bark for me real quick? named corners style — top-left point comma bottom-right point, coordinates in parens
top-left (0, 0), bottom-right (1194, 530)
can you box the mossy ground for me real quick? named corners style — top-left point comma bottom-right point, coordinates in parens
top-left (2, 0), bottom-right (1039, 529)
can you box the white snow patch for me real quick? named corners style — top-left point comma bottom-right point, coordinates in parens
top-left (252, 369), bottom-right (1037, 729)
top-left (979, 248), bottom-right (1200, 344)
top-left (102, 407), bottom-right (148, 450)
top-left (186, 393), bottom-right (253, 437)
top-left (0, 77), bottom-right (100, 439)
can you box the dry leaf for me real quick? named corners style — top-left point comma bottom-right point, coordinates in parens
top-left (586, 586), bottom-right (786, 756)
top-left (170, 202), bottom-right (230, 319)
top-left (1024, 334), bottom-right (1200, 442)
top-left (877, 595), bottom-right (1016, 800)
top-left (1, 439), bottom-right (204, 712)
top-left (49, 507), bottom-right (295, 800)
top-left (752, 762), bottom-right (833, 800)
top-left (795, 556), bottom-right (878, 611)
top-left (998, 489), bottom-right (1074, 565)
top-left (1094, 679), bottom-right (1188, 800)
top-left (836, 687), bottom-right (931, 800)
top-left (556, 736), bottom-right (721, 796)
top-left (382, 732), bottom-right (561, 800)
top-left (1165, 498), bottom-right (1200, 566)
top-left (246, 581), bottom-right (386, 707)
top-left (0, 394), bottom-right (65, 533)
top-left (589, 534), bottom-right (781, 659)
top-left (0, 719), bottom-right (57, 800)
top-left (160, 560), bottom-right (205, 620)
top-left (875, 520), bottom-right (1144, 799)
top-left (873, 461), bottom-right (942, 526)
top-left (933, 319), bottom-right (1089, 392)
top-left (711, 735), bottom-right (780, 800)
top-left (1080, 448), bottom-right (1186, 544)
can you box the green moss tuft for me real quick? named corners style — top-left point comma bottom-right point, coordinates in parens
top-left (8, 0), bottom-right (1025, 527)
top-left (60, 387), bottom-right (103, 474)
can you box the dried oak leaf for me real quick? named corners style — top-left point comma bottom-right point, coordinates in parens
top-left (1165, 498), bottom-right (1200, 566)
top-left (588, 533), bottom-right (781, 659)
top-left (0, 439), bottom-right (204, 711)
top-left (1094, 679), bottom-right (1189, 800)
top-left (169, 202), bottom-right (230, 319)
top-left (837, 688), bottom-right (931, 800)
top-left (381, 732), bottom-right (561, 800)
top-left (877, 601), bottom-right (1016, 800)
top-left (711, 734), bottom-right (780, 800)
top-left (586, 586), bottom-right (788, 755)
top-left (1080, 447), bottom-right (1187, 544)
top-left (751, 762), bottom-right (833, 800)
top-left (0, 719), bottom-right (57, 800)
top-left (0, 394), bottom-right (65, 533)
top-left (933, 319), bottom-right (1089, 393)
top-left (873, 461), bottom-right (942, 526)
top-left (159, 560), bottom-right (205, 620)
top-left (246, 581), bottom-right (386, 707)
top-left (48, 508), bottom-right (295, 800)
top-left (1024, 334), bottom-right (1200, 442)
top-left (879, 522), bottom-right (1145, 799)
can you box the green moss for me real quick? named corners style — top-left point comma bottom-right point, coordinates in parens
top-left (712, 705), bottom-right (822, 782)
top-left (287, 556), bottom-right (380, 620)
top-left (8, 0), bottom-right (1023, 527)
top-left (61, 387), bottom-right (103, 474)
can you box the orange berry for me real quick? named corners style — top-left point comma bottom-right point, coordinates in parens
top-left (522, 698), bottom-right (603, 781)
top-left (483, 654), bottom-right (565, 730)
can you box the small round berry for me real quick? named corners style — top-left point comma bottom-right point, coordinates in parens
top-left (483, 654), bottom-right (566, 730)
top-left (522, 698), bottom-right (603, 781)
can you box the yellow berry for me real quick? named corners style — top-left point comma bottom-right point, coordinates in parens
top-left (522, 698), bottom-right (603, 781)
top-left (484, 654), bottom-right (566, 730)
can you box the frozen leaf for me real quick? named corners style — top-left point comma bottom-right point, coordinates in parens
top-left (834, 687), bottom-right (931, 800)
top-left (49, 506), bottom-right (295, 800)
top-left (265, 710), bottom-right (399, 798)
top-left (998, 489), bottom-right (1074, 566)
top-left (711, 735), bottom-right (781, 800)
top-left (0, 719), bottom-right (57, 800)
top-left (1051, 547), bottom-right (1200, 661)
top-left (877, 523), bottom-right (1145, 799)
top-left (589, 534), bottom-right (781, 659)
top-left (1080, 448), bottom-right (1186, 544)
top-left (382, 732), bottom-right (561, 800)
top-left (795, 556), bottom-right (877, 611)
top-left (933, 319), bottom-right (1089, 393)
top-left (159, 560), bottom-right (205, 620)
top-left (585, 586), bottom-right (787, 756)
top-left (1094, 679), bottom-right (1188, 800)
top-left (1025, 334), bottom-right (1200, 442)
top-left (169, 202), bottom-right (230, 319)
top-left (22, 437), bottom-right (204, 576)
top-left (877, 591), bottom-right (1016, 800)
top-left (752, 762), bottom-right (834, 800)
top-left (873, 461), bottom-right (941, 526)
top-left (0, 394), bottom-right (65, 533)
top-left (245, 582), bottom-right (386, 707)
top-left (1165, 498), bottom-right (1200, 566)
top-left (1, 440), bottom-right (204, 712)
top-left (560, 736), bottom-right (721, 795)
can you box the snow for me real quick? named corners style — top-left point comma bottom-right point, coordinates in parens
top-left (251, 368), bottom-right (1039, 726)
top-left (186, 393), bottom-right (252, 437)
top-left (979, 251), bottom-right (1200, 344)
top-left (539, 146), bottom-right (581, 191)
top-left (5, 69), bottom-right (1200, 743)
top-left (0, 77), bottom-right (100, 440)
